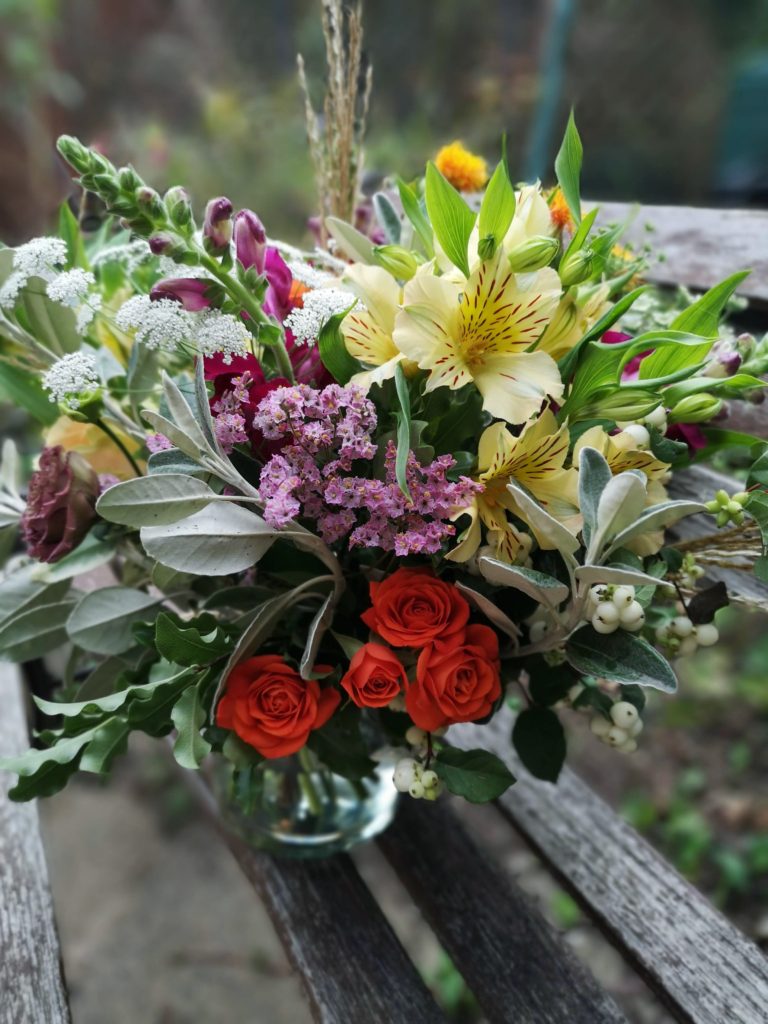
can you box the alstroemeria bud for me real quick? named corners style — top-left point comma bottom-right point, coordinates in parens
top-left (507, 235), bottom-right (559, 272)
top-left (234, 209), bottom-right (267, 272)
top-left (204, 196), bottom-right (234, 254)
top-left (580, 388), bottom-right (661, 422)
top-left (704, 339), bottom-right (742, 378)
top-left (20, 446), bottom-right (100, 564)
top-left (372, 244), bottom-right (419, 280)
top-left (668, 393), bottom-right (723, 424)
top-left (559, 247), bottom-right (594, 287)
top-left (164, 186), bottom-right (193, 229)
top-left (150, 277), bottom-right (222, 311)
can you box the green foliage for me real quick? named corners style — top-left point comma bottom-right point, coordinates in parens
top-left (566, 626), bottom-right (678, 691)
top-left (308, 703), bottom-right (377, 781)
top-left (554, 110), bottom-right (583, 224)
top-left (477, 159), bottom-right (516, 260)
top-left (512, 708), bottom-right (566, 782)
top-left (435, 746), bottom-right (516, 802)
top-left (96, 473), bottom-right (219, 527)
top-left (396, 177), bottom-right (434, 258)
top-left (66, 586), bottom-right (160, 655)
top-left (318, 306), bottom-right (362, 385)
top-left (171, 679), bottom-right (213, 769)
top-left (393, 362), bottom-right (413, 501)
top-left (424, 161), bottom-right (476, 276)
top-left (155, 612), bottom-right (231, 666)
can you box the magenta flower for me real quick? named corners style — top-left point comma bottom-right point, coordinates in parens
top-left (666, 423), bottom-right (707, 453)
top-left (234, 210), bottom-right (266, 273)
top-left (21, 446), bottom-right (100, 563)
top-left (150, 277), bottom-right (220, 311)
top-left (203, 196), bottom-right (233, 253)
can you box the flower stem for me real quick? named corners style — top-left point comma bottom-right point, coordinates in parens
top-left (297, 747), bottom-right (323, 817)
top-left (94, 418), bottom-right (142, 476)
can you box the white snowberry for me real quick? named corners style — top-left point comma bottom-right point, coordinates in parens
top-left (612, 585), bottom-right (635, 608)
top-left (618, 738), bottom-right (638, 754)
top-left (610, 701), bottom-right (639, 730)
top-left (678, 636), bottom-right (699, 656)
top-left (623, 424), bottom-right (651, 449)
top-left (695, 623), bottom-right (719, 647)
top-left (393, 758), bottom-right (416, 792)
top-left (619, 601), bottom-right (645, 630)
top-left (421, 770), bottom-right (439, 789)
top-left (405, 726), bottom-right (426, 747)
top-left (606, 726), bottom-right (629, 747)
top-left (590, 716), bottom-right (612, 738)
top-left (409, 780), bottom-right (425, 799)
top-left (630, 718), bottom-right (644, 738)
top-left (644, 405), bottom-right (668, 431)
top-left (671, 615), bottom-right (694, 637)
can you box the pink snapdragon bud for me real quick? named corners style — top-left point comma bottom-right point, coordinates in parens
top-left (150, 277), bottom-right (219, 311)
top-left (234, 209), bottom-right (267, 272)
top-left (203, 196), bottom-right (234, 253)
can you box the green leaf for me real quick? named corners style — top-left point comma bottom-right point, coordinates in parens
top-left (308, 704), bottom-right (376, 781)
top-left (373, 192), bottom-right (402, 244)
top-left (67, 587), bottom-right (160, 655)
top-left (424, 161), bottom-right (476, 276)
top-left (33, 533), bottom-right (116, 583)
top-left (527, 662), bottom-right (577, 707)
top-left (477, 160), bottom-right (516, 259)
top-left (575, 564), bottom-right (664, 588)
top-left (96, 473), bottom-right (218, 527)
top-left (0, 360), bottom-right (59, 425)
top-left (170, 682), bottom-right (212, 769)
top-left (578, 447), bottom-right (612, 548)
top-left (147, 448), bottom-right (209, 476)
top-left (554, 110), bottom-right (583, 224)
top-left (318, 307), bottom-right (362, 385)
top-left (331, 630), bottom-right (364, 660)
top-left (325, 216), bottom-right (376, 263)
top-left (396, 177), bottom-right (434, 257)
top-left (604, 499), bottom-right (706, 557)
top-left (566, 626), bottom-right (678, 691)
top-left (0, 566), bottom-right (71, 628)
top-left (17, 276), bottom-right (81, 355)
top-left (140, 503), bottom-right (277, 576)
top-left (477, 558), bottom-right (570, 606)
top-left (512, 708), bottom-right (567, 782)
top-left (436, 746), bottom-right (516, 802)
top-left (393, 362), bottom-right (413, 501)
top-left (748, 450), bottom-right (768, 487)
top-left (58, 201), bottom-right (89, 268)
top-left (155, 612), bottom-right (230, 667)
top-left (79, 718), bottom-right (130, 774)
top-left (0, 599), bottom-right (76, 662)
top-left (557, 285), bottom-right (649, 382)
top-left (670, 271), bottom-right (750, 337)
top-left (505, 481), bottom-right (580, 560)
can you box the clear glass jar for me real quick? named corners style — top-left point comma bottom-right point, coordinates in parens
top-left (213, 749), bottom-right (399, 858)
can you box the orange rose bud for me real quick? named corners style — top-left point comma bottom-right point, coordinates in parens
top-left (216, 654), bottom-right (340, 759)
top-left (340, 643), bottom-right (407, 709)
top-left (361, 568), bottom-right (470, 649)
top-left (406, 624), bottom-right (502, 732)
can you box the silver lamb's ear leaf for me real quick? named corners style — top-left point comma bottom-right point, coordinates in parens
top-left (578, 446), bottom-right (612, 548)
top-left (96, 474), bottom-right (218, 527)
top-left (161, 371), bottom-right (215, 453)
top-left (455, 583), bottom-right (522, 640)
top-left (575, 565), bottom-right (666, 588)
top-left (299, 591), bottom-right (335, 679)
top-left (141, 504), bottom-right (277, 576)
top-left (604, 500), bottom-right (706, 557)
top-left (478, 557), bottom-right (570, 606)
top-left (505, 481), bottom-right (580, 560)
top-left (66, 587), bottom-right (161, 655)
top-left (194, 357), bottom-right (226, 456)
top-left (142, 410), bottom-right (210, 461)
top-left (586, 471), bottom-right (648, 563)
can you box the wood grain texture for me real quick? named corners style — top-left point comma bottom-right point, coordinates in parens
top-left (590, 202), bottom-right (768, 303)
top-left (183, 771), bottom-right (446, 1024)
top-left (0, 664), bottom-right (70, 1024)
top-left (451, 710), bottom-right (768, 1024)
top-left (668, 465), bottom-right (768, 606)
top-left (378, 798), bottom-right (626, 1024)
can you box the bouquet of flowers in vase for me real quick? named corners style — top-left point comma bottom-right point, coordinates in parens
top-left (1, 47), bottom-right (767, 854)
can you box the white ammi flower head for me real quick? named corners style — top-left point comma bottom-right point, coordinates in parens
top-left (0, 236), bottom-right (69, 308)
top-left (283, 286), bottom-right (362, 347)
top-left (115, 294), bottom-right (249, 363)
top-left (46, 268), bottom-right (103, 334)
top-left (42, 352), bottom-right (100, 409)
top-left (193, 310), bottom-right (250, 363)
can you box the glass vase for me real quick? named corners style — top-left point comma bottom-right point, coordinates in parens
top-left (212, 749), bottom-right (399, 858)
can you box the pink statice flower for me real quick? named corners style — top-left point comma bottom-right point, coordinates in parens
top-left (146, 433), bottom-right (173, 453)
top-left (254, 384), bottom-right (482, 554)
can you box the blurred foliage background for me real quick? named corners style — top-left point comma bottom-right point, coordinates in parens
top-left (1, 0), bottom-right (768, 246)
top-left (1, 0), bottom-right (767, 969)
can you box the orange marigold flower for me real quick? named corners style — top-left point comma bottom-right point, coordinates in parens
top-left (434, 140), bottom-right (488, 192)
top-left (548, 187), bottom-right (573, 231)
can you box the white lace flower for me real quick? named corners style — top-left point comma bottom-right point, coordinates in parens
top-left (76, 294), bottom-right (103, 333)
top-left (193, 310), bottom-right (250, 363)
top-left (13, 237), bottom-right (68, 279)
top-left (46, 269), bottom-right (95, 307)
top-left (287, 261), bottom-right (337, 289)
top-left (115, 295), bottom-right (193, 352)
top-left (42, 352), bottom-right (100, 409)
top-left (283, 286), bottom-right (362, 347)
top-left (91, 239), bottom-right (152, 273)
top-left (0, 273), bottom-right (24, 308)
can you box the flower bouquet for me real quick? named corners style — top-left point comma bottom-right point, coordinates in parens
top-left (1, 7), bottom-right (767, 858)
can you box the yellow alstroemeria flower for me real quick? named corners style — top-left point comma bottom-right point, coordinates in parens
top-left (393, 256), bottom-right (563, 424)
top-left (45, 416), bottom-right (143, 480)
top-left (448, 411), bottom-right (579, 563)
top-left (340, 263), bottom-right (417, 389)
top-left (537, 283), bottom-right (612, 361)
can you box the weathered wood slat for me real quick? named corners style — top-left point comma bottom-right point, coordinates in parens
top-left (0, 664), bottom-right (70, 1024)
top-left (668, 464), bottom-right (768, 606)
top-left (452, 711), bottom-right (768, 1024)
top-left (182, 771), bottom-right (446, 1024)
top-left (378, 798), bottom-right (627, 1024)
top-left (590, 202), bottom-right (768, 304)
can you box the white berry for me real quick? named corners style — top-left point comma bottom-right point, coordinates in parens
top-left (590, 584), bottom-right (610, 603)
top-left (695, 623), bottom-right (719, 647)
top-left (592, 610), bottom-right (618, 634)
top-left (610, 701), bottom-right (639, 729)
top-left (644, 405), bottom-right (668, 431)
top-left (405, 725), bottom-right (426, 747)
top-left (618, 738), bottom-right (638, 754)
top-left (678, 636), bottom-right (699, 656)
top-left (606, 726), bottom-right (629, 746)
top-left (623, 424), bottom-right (651, 449)
top-left (671, 615), bottom-right (694, 637)
top-left (619, 600), bottom-right (645, 626)
top-left (613, 585), bottom-right (635, 608)
top-left (393, 759), bottom-right (416, 792)
top-left (409, 781), bottom-right (425, 799)
top-left (630, 718), bottom-right (644, 737)
top-left (421, 770), bottom-right (439, 789)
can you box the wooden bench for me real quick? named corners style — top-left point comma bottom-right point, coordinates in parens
top-left (2, 205), bottom-right (768, 1024)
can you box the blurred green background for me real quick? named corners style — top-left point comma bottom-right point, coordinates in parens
top-left (1, 0), bottom-right (768, 246)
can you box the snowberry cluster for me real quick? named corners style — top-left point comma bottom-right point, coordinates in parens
top-left (655, 615), bottom-right (719, 657)
top-left (393, 758), bottom-right (442, 800)
top-left (587, 584), bottom-right (645, 635)
top-left (590, 700), bottom-right (643, 754)
top-left (705, 489), bottom-right (749, 528)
